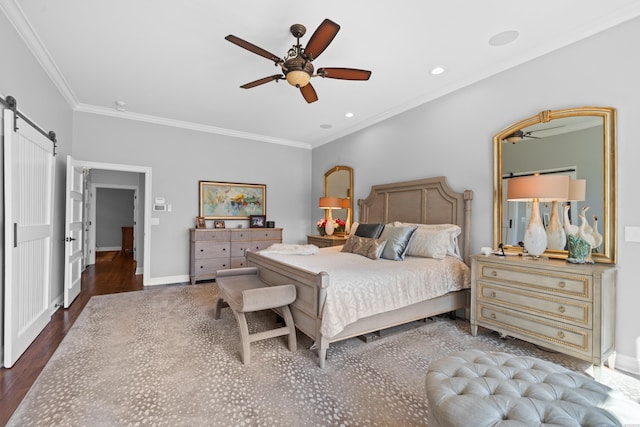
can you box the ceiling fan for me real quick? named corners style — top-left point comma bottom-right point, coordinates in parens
top-left (504, 125), bottom-right (566, 143)
top-left (225, 19), bottom-right (372, 103)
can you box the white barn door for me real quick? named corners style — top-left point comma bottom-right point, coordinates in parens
top-left (63, 155), bottom-right (84, 308)
top-left (3, 110), bottom-right (55, 368)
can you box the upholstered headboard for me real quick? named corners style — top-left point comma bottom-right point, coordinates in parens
top-left (357, 176), bottom-right (473, 264)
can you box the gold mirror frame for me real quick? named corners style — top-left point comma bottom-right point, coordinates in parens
top-left (324, 165), bottom-right (354, 228)
top-left (493, 106), bottom-right (616, 263)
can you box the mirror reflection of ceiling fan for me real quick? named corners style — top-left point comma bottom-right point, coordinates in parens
top-left (504, 125), bottom-right (565, 143)
top-left (225, 19), bottom-right (372, 103)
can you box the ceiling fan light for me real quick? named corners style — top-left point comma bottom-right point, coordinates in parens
top-left (286, 70), bottom-right (311, 87)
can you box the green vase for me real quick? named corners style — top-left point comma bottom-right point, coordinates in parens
top-left (567, 235), bottom-right (593, 264)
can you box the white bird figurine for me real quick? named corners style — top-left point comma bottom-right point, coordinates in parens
top-left (563, 204), bottom-right (578, 237)
top-left (578, 212), bottom-right (596, 260)
top-left (591, 215), bottom-right (603, 251)
top-left (581, 206), bottom-right (593, 235)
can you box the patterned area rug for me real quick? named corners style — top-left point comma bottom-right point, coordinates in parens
top-left (9, 284), bottom-right (640, 426)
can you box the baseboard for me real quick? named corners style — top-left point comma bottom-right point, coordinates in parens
top-left (96, 246), bottom-right (120, 252)
top-left (614, 353), bottom-right (640, 376)
top-left (147, 274), bottom-right (190, 287)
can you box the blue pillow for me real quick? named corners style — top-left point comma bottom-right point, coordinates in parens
top-left (354, 223), bottom-right (385, 239)
top-left (378, 226), bottom-right (418, 260)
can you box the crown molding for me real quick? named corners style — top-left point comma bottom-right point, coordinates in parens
top-left (74, 104), bottom-right (311, 150)
top-left (1, 0), bottom-right (79, 107)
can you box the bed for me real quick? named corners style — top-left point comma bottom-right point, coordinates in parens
top-left (246, 176), bottom-right (473, 368)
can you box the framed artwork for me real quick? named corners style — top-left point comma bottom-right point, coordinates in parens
top-left (214, 220), bottom-right (226, 229)
top-left (199, 181), bottom-right (266, 219)
top-left (250, 215), bottom-right (266, 228)
top-left (196, 216), bottom-right (206, 229)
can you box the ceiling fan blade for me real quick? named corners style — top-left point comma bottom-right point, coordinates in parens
top-left (304, 19), bottom-right (340, 60)
top-left (225, 35), bottom-right (283, 64)
top-left (300, 83), bottom-right (318, 103)
top-left (317, 67), bottom-right (372, 80)
top-left (240, 75), bottom-right (284, 89)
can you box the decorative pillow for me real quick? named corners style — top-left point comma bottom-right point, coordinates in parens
top-left (392, 222), bottom-right (462, 259)
top-left (354, 223), bottom-right (385, 239)
top-left (341, 235), bottom-right (387, 260)
top-left (378, 225), bottom-right (418, 260)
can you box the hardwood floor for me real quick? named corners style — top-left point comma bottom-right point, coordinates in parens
top-left (0, 251), bottom-right (143, 425)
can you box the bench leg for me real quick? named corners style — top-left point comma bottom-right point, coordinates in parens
top-left (281, 305), bottom-right (297, 352)
top-left (233, 311), bottom-right (251, 364)
top-left (214, 297), bottom-right (225, 320)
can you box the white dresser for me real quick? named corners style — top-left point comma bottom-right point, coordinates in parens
top-left (470, 254), bottom-right (616, 370)
top-left (189, 228), bottom-right (282, 284)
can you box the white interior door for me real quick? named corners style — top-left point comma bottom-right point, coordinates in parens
top-left (63, 155), bottom-right (84, 308)
top-left (3, 110), bottom-right (55, 368)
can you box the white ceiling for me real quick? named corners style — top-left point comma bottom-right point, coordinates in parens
top-left (3, 0), bottom-right (640, 149)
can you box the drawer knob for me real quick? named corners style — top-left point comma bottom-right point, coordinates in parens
top-left (200, 266), bottom-right (203, 269)
top-left (557, 331), bottom-right (565, 339)
top-left (558, 306), bottom-right (566, 314)
top-left (223, 264), bottom-right (226, 267)
top-left (558, 281), bottom-right (566, 288)
top-left (490, 313), bottom-right (496, 319)
top-left (223, 248), bottom-right (226, 251)
top-left (490, 292), bottom-right (497, 298)
top-left (491, 271), bottom-right (498, 277)
top-left (200, 249), bottom-right (204, 252)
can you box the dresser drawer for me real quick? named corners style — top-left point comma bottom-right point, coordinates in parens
top-left (478, 303), bottom-right (591, 356)
top-left (191, 229), bottom-right (230, 242)
top-left (230, 241), bottom-right (251, 258)
top-left (478, 262), bottom-right (590, 299)
top-left (231, 256), bottom-right (248, 269)
top-left (250, 240), bottom-right (278, 252)
top-left (192, 241), bottom-right (230, 259)
top-left (477, 282), bottom-right (591, 328)
top-left (230, 230), bottom-right (253, 241)
top-left (252, 229), bottom-right (282, 241)
top-left (193, 258), bottom-right (229, 275)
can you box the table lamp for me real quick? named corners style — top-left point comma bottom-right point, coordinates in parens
top-left (319, 196), bottom-right (342, 236)
top-left (341, 197), bottom-right (351, 234)
top-left (507, 174), bottom-right (569, 256)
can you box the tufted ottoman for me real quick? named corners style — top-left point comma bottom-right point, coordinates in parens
top-left (425, 350), bottom-right (640, 427)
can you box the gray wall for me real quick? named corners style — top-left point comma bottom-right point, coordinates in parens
top-left (71, 112), bottom-right (311, 279)
top-left (312, 17), bottom-right (640, 374)
top-left (96, 188), bottom-right (135, 248)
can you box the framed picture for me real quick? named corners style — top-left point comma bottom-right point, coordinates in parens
top-left (199, 181), bottom-right (266, 219)
top-left (214, 220), bottom-right (226, 229)
top-left (250, 215), bottom-right (266, 228)
top-left (196, 216), bottom-right (206, 229)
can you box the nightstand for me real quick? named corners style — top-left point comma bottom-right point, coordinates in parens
top-left (307, 234), bottom-right (348, 248)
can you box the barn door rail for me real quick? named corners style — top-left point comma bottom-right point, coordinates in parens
top-left (1, 94), bottom-right (57, 155)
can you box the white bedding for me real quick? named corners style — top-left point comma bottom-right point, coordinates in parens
top-left (258, 246), bottom-right (471, 338)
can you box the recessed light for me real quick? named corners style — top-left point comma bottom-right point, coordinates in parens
top-left (489, 30), bottom-right (519, 47)
top-left (345, 112), bottom-right (354, 118)
top-left (431, 67), bottom-right (445, 75)
top-left (320, 124), bottom-right (333, 129)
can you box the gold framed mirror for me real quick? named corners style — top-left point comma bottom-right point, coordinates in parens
top-left (324, 165), bottom-right (353, 230)
top-left (493, 106), bottom-right (616, 263)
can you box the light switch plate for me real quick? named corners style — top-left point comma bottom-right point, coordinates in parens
top-left (151, 217), bottom-right (160, 226)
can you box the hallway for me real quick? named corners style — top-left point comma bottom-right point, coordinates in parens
top-left (0, 251), bottom-right (143, 424)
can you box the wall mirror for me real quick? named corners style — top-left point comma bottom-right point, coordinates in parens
top-left (493, 106), bottom-right (616, 263)
top-left (324, 165), bottom-right (353, 229)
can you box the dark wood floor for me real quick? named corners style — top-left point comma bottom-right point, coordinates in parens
top-left (0, 251), bottom-right (143, 425)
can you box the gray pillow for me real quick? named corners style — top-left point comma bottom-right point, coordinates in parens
top-left (354, 223), bottom-right (385, 239)
top-left (378, 226), bottom-right (418, 260)
top-left (341, 235), bottom-right (387, 260)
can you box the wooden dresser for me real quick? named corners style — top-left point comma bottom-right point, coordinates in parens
top-left (190, 228), bottom-right (282, 284)
top-left (307, 234), bottom-right (348, 248)
top-left (470, 254), bottom-right (616, 370)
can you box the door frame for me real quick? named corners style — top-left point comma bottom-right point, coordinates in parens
top-left (71, 160), bottom-right (152, 286)
top-left (89, 184), bottom-right (138, 265)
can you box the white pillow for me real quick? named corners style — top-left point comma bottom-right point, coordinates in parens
top-left (392, 222), bottom-right (461, 259)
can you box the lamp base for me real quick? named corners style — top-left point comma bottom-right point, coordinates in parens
top-left (523, 200), bottom-right (547, 257)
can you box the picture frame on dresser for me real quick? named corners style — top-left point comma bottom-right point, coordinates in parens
top-left (214, 220), bottom-right (225, 229)
top-left (249, 215), bottom-right (266, 228)
top-left (199, 181), bottom-right (266, 219)
top-left (195, 216), bottom-right (206, 229)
